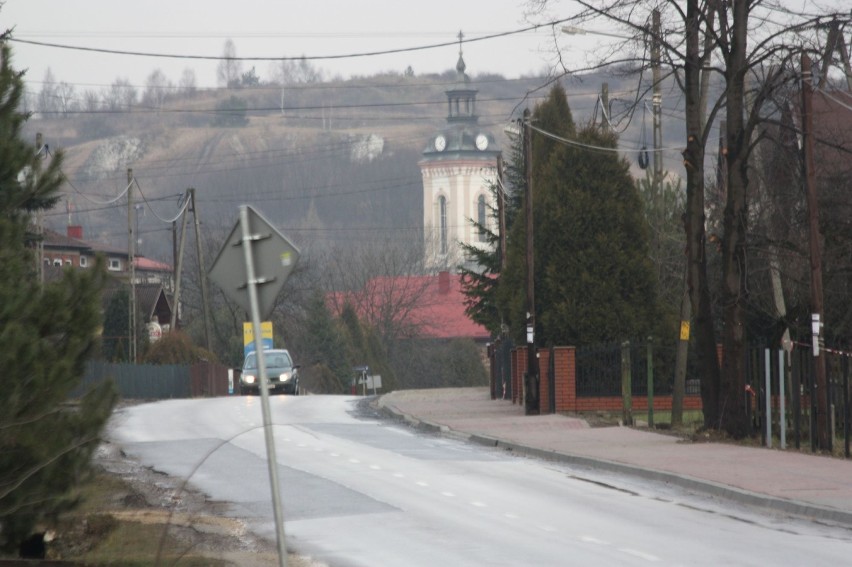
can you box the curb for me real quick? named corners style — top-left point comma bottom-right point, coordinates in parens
top-left (376, 400), bottom-right (852, 528)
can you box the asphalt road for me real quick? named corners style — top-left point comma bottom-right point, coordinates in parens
top-left (108, 395), bottom-right (852, 566)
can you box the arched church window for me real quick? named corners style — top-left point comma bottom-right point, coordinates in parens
top-left (439, 196), bottom-right (448, 255)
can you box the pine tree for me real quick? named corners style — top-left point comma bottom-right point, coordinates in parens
top-left (458, 181), bottom-right (503, 336)
top-left (300, 290), bottom-right (351, 392)
top-left (338, 303), bottom-right (396, 391)
top-left (0, 40), bottom-right (117, 551)
top-left (536, 125), bottom-right (663, 345)
top-left (458, 125), bottom-right (526, 336)
top-left (497, 84), bottom-right (664, 347)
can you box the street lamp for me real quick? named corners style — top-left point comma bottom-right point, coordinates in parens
top-left (561, 25), bottom-right (632, 40)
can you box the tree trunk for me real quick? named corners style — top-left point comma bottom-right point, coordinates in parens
top-left (684, 0), bottom-right (720, 428)
top-left (718, 0), bottom-right (750, 437)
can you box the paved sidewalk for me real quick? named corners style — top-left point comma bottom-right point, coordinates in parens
top-left (378, 387), bottom-right (852, 527)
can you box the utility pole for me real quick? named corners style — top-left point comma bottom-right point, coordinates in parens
top-left (651, 8), bottom-right (663, 184)
top-left (127, 168), bottom-right (137, 363)
top-left (801, 52), bottom-right (829, 451)
top-left (170, 191), bottom-right (191, 332)
top-left (190, 188), bottom-right (213, 352)
top-left (35, 133), bottom-right (45, 284)
top-left (496, 154), bottom-right (507, 271)
top-left (522, 108), bottom-right (539, 415)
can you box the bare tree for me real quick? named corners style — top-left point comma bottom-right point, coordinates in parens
top-left (529, 0), bottom-right (850, 438)
top-left (82, 89), bottom-right (101, 112)
top-left (103, 77), bottom-right (137, 112)
top-left (322, 238), bottom-right (436, 346)
top-left (178, 67), bottom-right (197, 96)
top-left (37, 68), bottom-right (58, 115)
top-left (142, 69), bottom-right (172, 109)
top-left (268, 56), bottom-right (324, 85)
top-left (216, 39), bottom-right (243, 88)
top-left (56, 81), bottom-right (76, 117)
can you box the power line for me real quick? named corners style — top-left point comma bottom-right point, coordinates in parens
top-left (8, 17), bottom-right (576, 63)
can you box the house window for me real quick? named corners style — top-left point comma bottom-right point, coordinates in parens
top-left (44, 258), bottom-right (51, 266)
top-left (64, 259), bottom-right (72, 266)
top-left (477, 195), bottom-right (487, 242)
top-left (79, 256), bottom-right (88, 268)
top-left (108, 258), bottom-right (121, 271)
top-left (438, 196), bottom-right (447, 255)
top-left (53, 259), bottom-right (62, 267)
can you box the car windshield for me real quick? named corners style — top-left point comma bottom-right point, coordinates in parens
top-left (244, 352), bottom-right (291, 370)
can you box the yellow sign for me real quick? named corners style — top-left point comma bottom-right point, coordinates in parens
top-left (243, 321), bottom-right (273, 356)
top-left (679, 320), bottom-right (691, 341)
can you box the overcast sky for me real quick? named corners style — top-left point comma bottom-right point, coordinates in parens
top-left (4, 0), bottom-right (845, 95)
top-left (2, 0), bottom-right (582, 91)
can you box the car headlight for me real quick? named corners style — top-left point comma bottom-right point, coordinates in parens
top-left (244, 374), bottom-right (256, 384)
top-left (279, 371), bottom-right (292, 382)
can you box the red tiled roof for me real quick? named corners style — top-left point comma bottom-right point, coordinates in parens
top-left (328, 272), bottom-right (489, 341)
top-left (134, 257), bottom-right (172, 271)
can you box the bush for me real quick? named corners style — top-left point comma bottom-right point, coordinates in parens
top-left (142, 332), bottom-right (218, 365)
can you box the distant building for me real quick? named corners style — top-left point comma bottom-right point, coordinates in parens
top-left (42, 225), bottom-right (174, 291)
top-left (420, 40), bottom-right (500, 272)
top-left (41, 225), bottom-right (175, 330)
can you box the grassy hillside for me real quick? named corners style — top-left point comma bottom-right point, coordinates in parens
top-left (24, 70), bottom-right (688, 263)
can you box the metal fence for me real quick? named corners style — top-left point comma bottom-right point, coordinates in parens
top-left (746, 346), bottom-right (850, 456)
top-left (490, 338), bottom-right (515, 400)
top-left (72, 361), bottom-right (232, 399)
top-left (576, 340), bottom-right (698, 398)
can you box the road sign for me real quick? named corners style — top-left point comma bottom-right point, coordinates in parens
top-left (209, 205), bottom-right (298, 566)
top-left (243, 321), bottom-right (274, 357)
top-left (208, 205), bottom-right (300, 319)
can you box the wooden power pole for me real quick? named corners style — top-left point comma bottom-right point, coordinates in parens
top-left (127, 168), bottom-right (137, 363)
top-left (522, 108), bottom-right (539, 415)
top-left (801, 52), bottom-right (829, 451)
top-left (190, 188), bottom-right (213, 352)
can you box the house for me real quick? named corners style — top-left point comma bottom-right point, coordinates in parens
top-left (42, 225), bottom-right (174, 291)
top-left (40, 225), bottom-right (175, 331)
top-left (327, 271), bottom-right (489, 344)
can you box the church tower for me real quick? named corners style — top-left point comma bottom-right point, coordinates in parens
top-left (420, 35), bottom-right (499, 272)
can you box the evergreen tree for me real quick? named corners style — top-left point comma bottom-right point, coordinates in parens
top-left (0, 40), bottom-right (117, 551)
top-left (300, 290), bottom-right (351, 392)
top-left (498, 84), bottom-right (664, 347)
top-left (101, 288), bottom-right (129, 362)
top-left (536, 125), bottom-right (663, 344)
top-left (458, 181), bottom-right (503, 336)
top-left (459, 124), bottom-right (526, 337)
top-left (338, 303), bottom-right (396, 391)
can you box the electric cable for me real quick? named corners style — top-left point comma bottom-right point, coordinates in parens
top-left (7, 17), bottom-right (578, 63)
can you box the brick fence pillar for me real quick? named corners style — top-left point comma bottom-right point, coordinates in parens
top-left (553, 346), bottom-right (576, 412)
top-left (513, 347), bottom-right (527, 406)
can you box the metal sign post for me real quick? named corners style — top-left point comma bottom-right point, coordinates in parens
top-left (239, 207), bottom-right (288, 567)
top-left (209, 205), bottom-right (301, 567)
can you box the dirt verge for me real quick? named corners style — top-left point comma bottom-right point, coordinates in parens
top-left (33, 440), bottom-right (324, 567)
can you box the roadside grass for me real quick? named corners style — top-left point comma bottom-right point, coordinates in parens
top-left (47, 470), bottom-right (232, 566)
top-left (580, 409), bottom-right (705, 432)
top-left (630, 409), bottom-right (705, 430)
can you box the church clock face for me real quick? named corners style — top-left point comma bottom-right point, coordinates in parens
top-left (434, 135), bottom-right (447, 151)
top-left (475, 134), bottom-right (489, 151)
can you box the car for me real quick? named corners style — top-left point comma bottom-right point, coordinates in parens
top-left (240, 349), bottom-right (300, 395)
